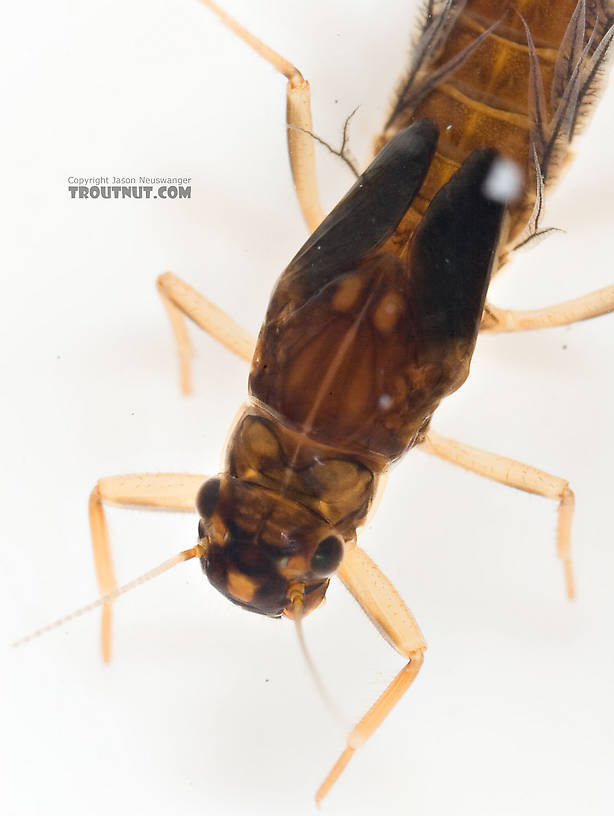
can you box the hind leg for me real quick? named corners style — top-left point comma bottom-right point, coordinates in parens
top-left (482, 284), bottom-right (614, 332)
top-left (421, 430), bottom-right (575, 598)
top-left (199, 0), bottom-right (324, 231)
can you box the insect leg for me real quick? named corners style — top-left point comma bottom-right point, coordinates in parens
top-left (316, 545), bottom-right (427, 804)
top-left (481, 284), bottom-right (614, 332)
top-left (157, 271), bottom-right (256, 393)
top-left (421, 430), bottom-right (575, 599)
top-left (199, 0), bottom-right (324, 230)
top-left (89, 473), bottom-right (207, 662)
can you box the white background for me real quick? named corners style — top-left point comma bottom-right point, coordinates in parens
top-left (3, 1), bottom-right (614, 814)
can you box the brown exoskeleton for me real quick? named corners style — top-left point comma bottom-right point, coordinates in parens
top-left (14, 0), bottom-right (614, 806)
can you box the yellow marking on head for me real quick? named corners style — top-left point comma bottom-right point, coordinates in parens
top-left (209, 515), bottom-right (229, 545)
top-left (226, 570), bottom-right (259, 603)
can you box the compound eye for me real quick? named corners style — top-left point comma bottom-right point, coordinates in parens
top-left (311, 535), bottom-right (344, 576)
top-left (197, 518), bottom-right (207, 540)
top-left (196, 478), bottom-right (221, 518)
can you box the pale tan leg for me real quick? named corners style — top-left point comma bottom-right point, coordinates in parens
top-left (157, 271), bottom-right (256, 394)
top-left (481, 284), bottom-right (614, 331)
top-left (421, 430), bottom-right (575, 599)
top-left (199, 0), bottom-right (324, 231)
top-left (89, 473), bottom-right (207, 662)
top-left (316, 545), bottom-right (427, 804)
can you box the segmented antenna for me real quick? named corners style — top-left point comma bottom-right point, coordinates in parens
top-left (289, 582), bottom-right (348, 732)
top-left (12, 543), bottom-right (206, 649)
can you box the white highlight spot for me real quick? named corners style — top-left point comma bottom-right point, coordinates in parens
top-left (378, 394), bottom-right (393, 411)
top-left (482, 157), bottom-right (523, 204)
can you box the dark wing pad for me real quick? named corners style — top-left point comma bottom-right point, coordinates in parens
top-left (267, 118), bottom-right (439, 319)
top-left (408, 148), bottom-right (506, 356)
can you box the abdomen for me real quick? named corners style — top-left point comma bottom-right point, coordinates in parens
top-left (376, 0), bottom-right (614, 254)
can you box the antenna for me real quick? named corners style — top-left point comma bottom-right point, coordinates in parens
top-left (288, 582), bottom-right (348, 732)
top-left (13, 543), bottom-right (206, 649)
